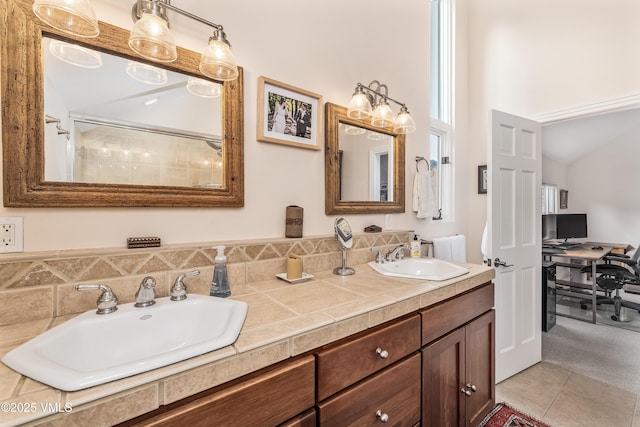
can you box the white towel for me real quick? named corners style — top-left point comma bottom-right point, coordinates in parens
top-left (433, 235), bottom-right (467, 263)
top-left (432, 236), bottom-right (453, 261)
top-left (450, 235), bottom-right (467, 263)
top-left (412, 167), bottom-right (438, 219)
top-left (481, 222), bottom-right (488, 259)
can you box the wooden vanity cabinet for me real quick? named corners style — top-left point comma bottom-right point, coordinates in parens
top-left (122, 355), bottom-right (315, 427)
top-left (421, 283), bottom-right (495, 427)
top-left (117, 282), bottom-right (494, 427)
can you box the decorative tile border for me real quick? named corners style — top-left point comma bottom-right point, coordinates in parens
top-left (0, 232), bottom-right (412, 326)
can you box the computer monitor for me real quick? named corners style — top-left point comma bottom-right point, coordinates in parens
top-left (556, 213), bottom-right (587, 240)
top-left (542, 214), bottom-right (557, 241)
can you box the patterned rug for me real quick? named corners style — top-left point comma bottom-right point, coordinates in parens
top-left (478, 402), bottom-right (550, 427)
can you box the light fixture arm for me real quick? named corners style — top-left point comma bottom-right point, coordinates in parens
top-left (355, 81), bottom-right (409, 112)
top-left (133, 0), bottom-right (224, 32)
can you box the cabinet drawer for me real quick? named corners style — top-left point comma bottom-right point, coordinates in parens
top-left (318, 353), bottom-right (421, 426)
top-left (421, 282), bottom-right (494, 345)
top-left (132, 355), bottom-right (315, 427)
top-left (278, 408), bottom-right (316, 427)
top-left (316, 315), bottom-right (420, 400)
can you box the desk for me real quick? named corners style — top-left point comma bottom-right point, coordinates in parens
top-left (543, 244), bottom-right (613, 324)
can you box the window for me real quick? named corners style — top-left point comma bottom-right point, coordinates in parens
top-left (429, 0), bottom-right (453, 220)
top-left (542, 183), bottom-right (558, 214)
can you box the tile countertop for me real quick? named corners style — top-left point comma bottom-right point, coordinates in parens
top-left (0, 262), bottom-right (494, 427)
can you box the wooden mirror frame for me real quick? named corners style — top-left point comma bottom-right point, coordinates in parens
top-left (324, 102), bottom-right (405, 215)
top-left (1, 0), bottom-right (244, 207)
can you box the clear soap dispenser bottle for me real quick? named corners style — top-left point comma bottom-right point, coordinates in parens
top-left (210, 245), bottom-right (231, 298)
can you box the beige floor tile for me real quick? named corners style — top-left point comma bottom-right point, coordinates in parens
top-left (563, 371), bottom-right (637, 414)
top-left (496, 361), bottom-right (571, 419)
top-left (544, 388), bottom-right (635, 427)
top-left (634, 395), bottom-right (640, 427)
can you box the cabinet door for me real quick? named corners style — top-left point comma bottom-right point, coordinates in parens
top-left (421, 328), bottom-right (466, 427)
top-left (465, 310), bottom-right (495, 427)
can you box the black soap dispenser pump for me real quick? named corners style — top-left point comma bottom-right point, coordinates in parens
top-left (210, 245), bottom-right (231, 298)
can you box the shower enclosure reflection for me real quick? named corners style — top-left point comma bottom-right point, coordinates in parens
top-left (43, 37), bottom-right (224, 188)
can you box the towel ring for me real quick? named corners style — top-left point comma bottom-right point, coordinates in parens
top-left (415, 156), bottom-right (430, 172)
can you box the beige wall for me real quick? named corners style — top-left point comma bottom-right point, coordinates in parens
top-left (465, 0), bottom-right (640, 262)
top-left (1, 0), bottom-right (471, 252)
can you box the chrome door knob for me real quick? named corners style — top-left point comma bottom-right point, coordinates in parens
top-left (467, 383), bottom-right (477, 392)
top-left (461, 387), bottom-right (472, 396)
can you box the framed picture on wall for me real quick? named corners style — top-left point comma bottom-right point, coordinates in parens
top-left (478, 165), bottom-right (488, 194)
top-left (257, 76), bottom-right (322, 150)
top-left (560, 189), bottom-right (568, 209)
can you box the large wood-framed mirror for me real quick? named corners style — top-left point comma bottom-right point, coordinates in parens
top-left (325, 102), bottom-right (405, 215)
top-left (1, 0), bottom-right (244, 207)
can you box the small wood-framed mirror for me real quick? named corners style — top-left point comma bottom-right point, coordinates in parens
top-left (324, 102), bottom-right (405, 215)
top-left (1, 0), bottom-right (244, 207)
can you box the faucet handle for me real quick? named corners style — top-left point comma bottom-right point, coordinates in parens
top-left (76, 284), bottom-right (118, 315)
top-left (171, 269), bottom-right (200, 301)
top-left (134, 276), bottom-right (157, 308)
top-left (371, 247), bottom-right (385, 264)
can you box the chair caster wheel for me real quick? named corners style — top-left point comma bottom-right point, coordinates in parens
top-left (580, 304), bottom-right (588, 310)
top-left (611, 315), bottom-right (619, 321)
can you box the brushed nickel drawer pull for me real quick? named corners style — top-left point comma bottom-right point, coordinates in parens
top-left (376, 410), bottom-right (389, 423)
top-left (467, 383), bottom-right (477, 392)
top-left (461, 387), bottom-right (471, 396)
top-left (375, 347), bottom-right (389, 359)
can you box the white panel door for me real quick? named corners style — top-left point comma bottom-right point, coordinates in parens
top-left (488, 110), bottom-right (542, 383)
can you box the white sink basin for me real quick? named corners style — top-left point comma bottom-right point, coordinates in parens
top-left (2, 294), bottom-right (248, 391)
top-left (368, 258), bottom-right (469, 281)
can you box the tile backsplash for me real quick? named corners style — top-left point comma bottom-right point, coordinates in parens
top-left (0, 231), bottom-right (412, 327)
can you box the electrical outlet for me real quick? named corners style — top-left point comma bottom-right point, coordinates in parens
top-left (0, 217), bottom-right (23, 253)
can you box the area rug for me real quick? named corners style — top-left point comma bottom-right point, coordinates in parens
top-left (478, 402), bottom-right (550, 427)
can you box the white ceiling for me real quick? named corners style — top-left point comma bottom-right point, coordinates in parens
top-left (542, 107), bottom-right (640, 165)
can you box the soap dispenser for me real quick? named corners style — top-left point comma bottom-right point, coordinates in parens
top-left (210, 245), bottom-right (231, 298)
top-left (410, 234), bottom-right (421, 258)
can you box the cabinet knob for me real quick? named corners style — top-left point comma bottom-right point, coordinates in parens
top-left (460, 388), bottom-right (472, 396)
top-left (375, 410), bottom-right (389, 423)
top-left (466, 383), bottom-right (477, 392)
top-left (375, 347), bottom-right (389, 359)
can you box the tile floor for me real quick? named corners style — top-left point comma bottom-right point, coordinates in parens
top-left (497, 361), bottom-right (640, 427)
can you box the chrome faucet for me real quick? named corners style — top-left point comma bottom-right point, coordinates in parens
top-left (76, 284), bottom-right (118, 314)
top-left (134, 276), bottom-right (157, 307)
top-left (371, 247), bottom-right (385, 264)
top-left (170, 270), bottom-right (200, 301)
top-left (386, 244), bottom-right (410, 262)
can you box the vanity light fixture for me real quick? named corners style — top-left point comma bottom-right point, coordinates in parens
top-left (347, 80), bottom-right (416, 134)
top-left (186, 76), bottom-right (222, 98)
top-left (129, 0), bottom-right (238, 80)
top-left (33, 0), bottom-right (239, 81)
top-left (48, 40), bottom-right (103, 68)
top-left (32, 0), bottom-right (100, 38)
top-left (126, 61), bottom-right (168, 85)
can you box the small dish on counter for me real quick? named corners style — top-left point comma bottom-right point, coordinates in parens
top-left (275, 272), bottom-right (314, 284)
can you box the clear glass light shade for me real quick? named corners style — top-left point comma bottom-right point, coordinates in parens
top-left (128, 12), bottom-right (177, 63)
top-left (49, 40), bottom-right (102, 68)
top-left (343, 125), bottom-right (366, 135)
top-left (187, 77), bottom-right (222, 98)
top-left (371, 101), bottom-right (395, 128)
top-left (125, 61), bottom-right (168, 85)
top-left (33, 0), bottom-right (99, 38)
top-left (199, 39), bottom-right (238, 81)
top-left (393, 111), bottom-right (416, 134)
top-left (347, 93), bottom-right (372, 119)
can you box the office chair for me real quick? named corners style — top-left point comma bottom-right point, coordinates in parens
top-left (580, 249), bottom-right (640, 321)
